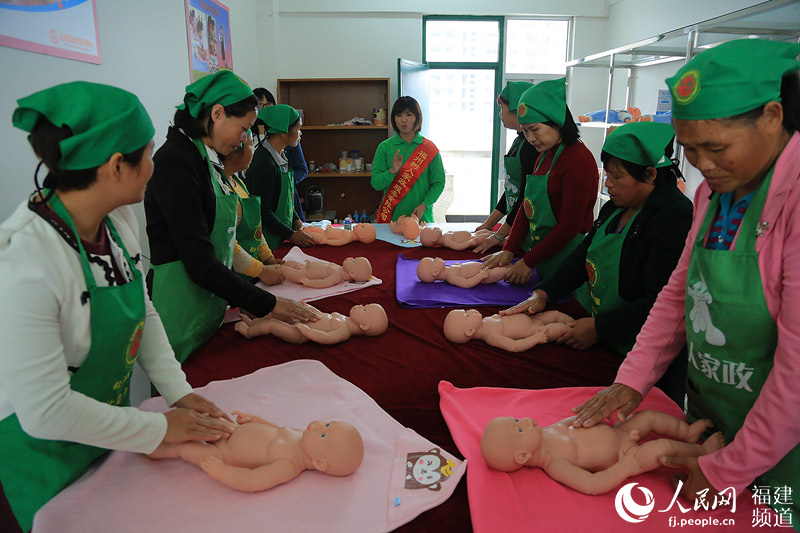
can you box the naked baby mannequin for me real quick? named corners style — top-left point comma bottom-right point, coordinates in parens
top-left (443, 309), bottom-right (574, 352)
top-left (480, 411), bottom-right (725, 495)
top-left (235, 303), bottom-right (389, 345)
top-left (305, 223), bottom-right (376, 246)
top-left (417, 257), bottom-right (509, 289)
top-left (419, 227), bottom-right (494, 250)
top-left (278, 257), bottom-right (372, 287)
top-left (389, 214), bottom-right (424, 240)
top-left (148, 411), bottom-right (364, 492)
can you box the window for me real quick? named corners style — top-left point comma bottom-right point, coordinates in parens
top-left (506, 19), bottom-right (569, 75)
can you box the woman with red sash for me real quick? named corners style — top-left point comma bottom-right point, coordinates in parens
top-left (371, 96), bottom-right (445, 223)
top-left (574, 39), bottom-right (800, 523)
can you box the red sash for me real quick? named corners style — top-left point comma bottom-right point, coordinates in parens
top-left (377, 138), bottom-right (439, 223)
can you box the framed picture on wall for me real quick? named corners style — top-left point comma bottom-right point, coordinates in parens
top-left (0, 0), bottom-right (101, 64)
top-left (185, 0), bottom-right (232, 82)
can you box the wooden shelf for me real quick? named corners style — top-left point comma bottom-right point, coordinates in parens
top-left (308, 172), bottom-right (372, 178)
top-left (302, 126), bottom-right (389, 131)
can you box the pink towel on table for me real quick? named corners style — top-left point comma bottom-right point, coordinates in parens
top-left (255, 246), bottom-right (382, 303)
top-left (439, 381), bottom-right (775, 532)
top-left (33, 361), bottom-right (465, 533)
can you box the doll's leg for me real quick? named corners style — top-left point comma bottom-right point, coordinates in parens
top-left (234, 315), bottom-right (274, 339)
top-left (617, 410), bottom-right (713, 443)
top-left (147, 441), bottom-right (224, 466)
top-left (625, 432), bottom-right (725, 473)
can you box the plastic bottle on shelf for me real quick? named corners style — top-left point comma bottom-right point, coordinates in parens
top-left (344, 214), bottom-right (353, 230)
top-left (361, 210), bottom-right (369, 223)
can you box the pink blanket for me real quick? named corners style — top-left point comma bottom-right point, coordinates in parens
top-left (439, 381), bottom-right (774, 532)
top-left (32, 361), bottom-right (465, 533)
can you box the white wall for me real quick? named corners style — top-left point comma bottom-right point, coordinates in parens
top-left (0, 0), bottom-right (264, 244)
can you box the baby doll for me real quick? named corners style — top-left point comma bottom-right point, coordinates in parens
top-left (390, 214), bottom-right (424, 240)
top-left (148, 411), bottom-right (364, 492)
top-left (443, 309), bottom-right (574, 352)
top-left (480, 411), bottom-right (725, 495)
top-left (577, 107), bottom-right (642, 124)
top-left (235, 303), bottom-right (389, 345)
top-left (305, 223), bottom-right (376, 246)
top-left (417, 257), bottom-right (509, 288)
top-left (419, 227), bottom-right (494, 250)
top-left (278, 257), bottom-right (372, 287)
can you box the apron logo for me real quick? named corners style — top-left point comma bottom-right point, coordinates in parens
top-left (688, 279), bottom-right (726, 346)
top-left (674, 70), bottom-right (700, 104)
top-left (518, 103), bottom-right (528, 117)
top-left (688, 342), bottom-right (754, 392)
top-left (125, 321), bottom-right (145, 366)
top-left (585, 258), bottom-right (597, 287)
top-left (524, 198), bottom-right (534, 219)
top-left (254, 225), bottom-right (262, 240)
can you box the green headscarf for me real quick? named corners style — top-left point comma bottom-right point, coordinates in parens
top-left (603, 122), bottom-right (676, 168)
top-left (499, 81), bottom-right (534, 114)
top-left (667, 39), bottom-right (800, 120)
top-left (12, 81), bottom-right (155, 171)
top-left (177, 70), bottom-right (256, 118)
top-left (257, 105), bottom-right (300, 134)
top-left (517, 78), bottom-right (567, 126)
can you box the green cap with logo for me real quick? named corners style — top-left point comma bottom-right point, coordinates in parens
top-left (257, 104), bottom-right (300, 134)
top-left (666, 39), bottom-right (800, 120)
top-left (177, 70), bottom-right (256, 118)
top-left (603, 122), bottom-right (676, 168)
top-left (12, 81), bottom-right (155, 170)
top-left (517, 78), bottom-right (567, 126)
top-left (500, 81), bottom-right (534, 114)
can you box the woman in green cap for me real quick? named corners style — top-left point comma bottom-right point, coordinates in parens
top-left (574, 39), bottom-right (800, 523)
top-left (371, 96), bottom-right (446, 223)
top-left (246, 103), bottom-right (316, 250)
top-left (501, 121), bottom-right (692, 403)
top-left (474, 81), bottom-right (539, 253)
top-left (481, 78), bottom-right (598, 284)
top-left (0, 81), bottom-right (233, 530)
top-left (145, 71), bottom-right (318, 365)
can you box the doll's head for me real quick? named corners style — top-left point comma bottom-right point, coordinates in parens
top-left (480, 416), bottom-right (542, 472)
top-left (342, 257), bottom-right (372, 282)
top-left (353, 223), bottom-right (376, 243)
top-left (419, 226), bottom-right (442, 247)
top-left (443, 309), bottom-right (484, 343)
top-left (302, 420), bottom-right (364, 476)
top-left (416, 257), bottom-right (446, 283)
top-left (398, 214), bottom-right (422, 240)
top-left (349, 303), bottom-right (389, 336)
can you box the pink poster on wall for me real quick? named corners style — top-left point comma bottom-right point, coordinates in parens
top-left (185, 0), bottom-right (233, 82)
top-left (0, 0), bottom-right (101, 64)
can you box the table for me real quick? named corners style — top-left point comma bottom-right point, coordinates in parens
top-left (181, 236), bottom-right (624, 532)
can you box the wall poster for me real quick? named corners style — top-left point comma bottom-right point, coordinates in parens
top-left (185, 0), bottom-right (232, 82)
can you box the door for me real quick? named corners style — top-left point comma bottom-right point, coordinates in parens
top-left (397, 58), bottom-right (430, 138)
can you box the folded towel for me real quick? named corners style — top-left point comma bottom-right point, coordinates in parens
top-left (33, 361), bottom-right (465, 533)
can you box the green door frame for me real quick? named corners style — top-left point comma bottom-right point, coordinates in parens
top-left (422, 15), bottom-right (505, 214)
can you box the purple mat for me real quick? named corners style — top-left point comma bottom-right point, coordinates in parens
top-left (395, 254), bottom-right (540, 308)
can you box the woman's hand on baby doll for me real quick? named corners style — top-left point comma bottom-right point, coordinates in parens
top-left (258, 265), bottom-right (284, 286)
top-left (500, 290), bottom-right (547, 316)
top-left (173, 393), bottom-right (232, 423)
top-left (267, 297), bottom-right (320, 324)
top-left (555, 317), bottom-right (597, 350)
top-left (201, 456), bottom-right (226, 480)
top-left (660, 456), bottom-right (719, 504)
top-left (572, 383), bottom-right (643, 428)
top-left (504, 260), bottom-right (533, 285)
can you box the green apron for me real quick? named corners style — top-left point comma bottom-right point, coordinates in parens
top-left (520, 143), bottom-right (584, 279)
top-left (151, 139), bottom-right (238, 364)
top-left (231, 172), bottom-right (263, 280)
top-left (577, 207), bottom-right (640, 354)
top-left (503, 135), bottom-right (524, 213)
top-left (261, 151), bottom-right (295, 251)
top-left (685, 168), bottom-right (798, 525)
top-left (0, 192), bottom-right (145, 531)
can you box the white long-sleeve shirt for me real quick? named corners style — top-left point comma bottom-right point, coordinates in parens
top-left (0, 199), bottom-right (193, 454)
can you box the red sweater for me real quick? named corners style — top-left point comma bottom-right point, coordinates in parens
top-left (504, 140), bottom-right (598, 268)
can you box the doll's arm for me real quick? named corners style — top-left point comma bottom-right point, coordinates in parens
top-left (445, 268), bottom-right (489, 289)
top-left (484, 331), bottom-right (547, 352)
top-left (295, 323), bottom-right (352, 344)
top-left (232, 411), bottom-right (279, 427)
top-left (201, 456), bottom-right (299, 492)
top-left (299, 273), bottom-right (344, 288)
top-left (443, 239), bottom-right (473, 251)
top-left (545, 453), bottom-right (640, 495)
